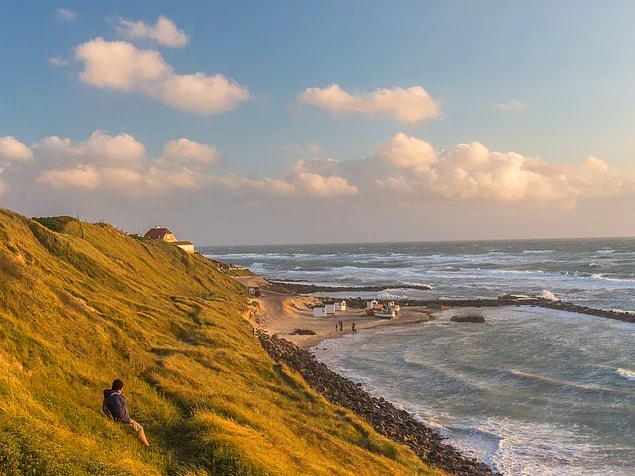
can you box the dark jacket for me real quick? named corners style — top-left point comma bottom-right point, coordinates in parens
top-left (103, 389), bottom-right (131, 423)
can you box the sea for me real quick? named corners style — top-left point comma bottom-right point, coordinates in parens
top-left (200, 238), bottom-right (635, 475)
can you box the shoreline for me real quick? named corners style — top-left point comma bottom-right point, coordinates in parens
top-left (233, 275), bottom-right (634, 475)
top-left (241, 277), bottom-right (635, 351)
top-left (258, 331), bottom-right (499, 475)
top-left (248, 287), bottom-right (434, 349)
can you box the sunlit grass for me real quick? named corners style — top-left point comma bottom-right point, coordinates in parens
top-left (0, 209), bottom-right (445, 475)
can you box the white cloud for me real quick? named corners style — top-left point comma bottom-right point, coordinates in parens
top-left (370, 135), bottom-right (621, 205)
top-left (55, 8), bottom-right (76, 22)
top-left (496, 99), bottom-right (527, 111)
top-left (210, 175), bottom-right (296, 195)
top-left (24, 130), bottom-right (358, 199)
top-left (5, 129), bottom-right (635, 230)
top-left (35, 132), bottom-right (185, 191)
top-left (298, 84), bottom-right (442, 124)
top-left (289, 172), bottom-right (358, 197)
top-left (39, 166), bottom-right (101, 188)
top-left (74, 38), bottom-right (249, 114)
top-left (74, 38), bottom-right (169, 91)
top-left (162, 139), bottom-right (218, 165)
top-left (114, 16), bottom-right (189, 48)
top-left (79, 131), bottom-right (146, 169)
top-left (0, 136), bottom-right (33, 161)
top-left (49, 56), bottom-right (69, 67)
top-left (154, 73), bottom-right (249, 114)
top-left (378, 133), bottom-right (437, 169)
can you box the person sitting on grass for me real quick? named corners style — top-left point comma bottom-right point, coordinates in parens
top-left (102, 378), bottom-right (150, 447)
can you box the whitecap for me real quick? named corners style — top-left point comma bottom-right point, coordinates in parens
top-left (541, 290), bottom-right (559, 301)
top-left (616, 368), bottom-right (635, 381)
top-left (597, 249), bottom-right (615, 254)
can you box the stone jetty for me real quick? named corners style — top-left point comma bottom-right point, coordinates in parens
top-left (257, 331), bottom-right (499, 476)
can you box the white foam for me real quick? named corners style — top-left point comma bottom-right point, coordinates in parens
top-left (541, 289), bottom-right (559, 301)
top-left (616, 368), bottom-right (635, 381)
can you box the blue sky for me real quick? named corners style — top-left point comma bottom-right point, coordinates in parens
top-left (1, 1), bottom-right (635, 244)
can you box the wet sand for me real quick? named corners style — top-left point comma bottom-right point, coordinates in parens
top-left (235, 275), bottom-right (433, 348)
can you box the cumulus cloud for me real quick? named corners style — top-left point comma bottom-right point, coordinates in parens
top-left (209, 175), bottom-right (296, 195)
top-left (298, 84), bottom-right (442, 124)
top-left (75, 38), bottom-right (168, 91)
top-left (31, 131), bottom-right (204, 193)
top-left (370, 134), bottom-right (628, 205)
top-left (1, 130), bottom-right (358, 202)
top-left (4, 129), bottom-right (634, 218)
top-left (496, 99), bottom-right (527, 111)
top-left (55, 8), bottom-right (76, 22)
top-left (378, 133), bottom-right (437, 169)
top-left (74, 38), bottom-right (249, 114)
top-left (161, 138), bottom-right (218, 165)
top-left (114, 16), bottom-right (189, 48)
top-left (39, 166), bottom-right (101, 189)
top-left (79, 130), bottom-right (146, 168)
top-left (0, 136), bottom-right (34, 161)
top-left (155, 72), bottom-right (249, 114)
top-left (289, 172), bottom-right (358, 197)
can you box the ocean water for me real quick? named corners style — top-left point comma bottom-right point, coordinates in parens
top-left (201, 239), bottom-right (635, 475)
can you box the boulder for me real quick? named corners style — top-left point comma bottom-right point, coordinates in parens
top-left (450, 314), bottom-right (485, 323)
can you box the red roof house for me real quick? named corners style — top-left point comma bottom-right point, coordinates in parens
top-left (144, 227), bottom-right (176, 242)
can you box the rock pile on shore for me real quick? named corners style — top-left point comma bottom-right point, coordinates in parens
top-left (257, 331), bottom-right (499, 476)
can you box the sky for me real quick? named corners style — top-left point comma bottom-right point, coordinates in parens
top-left (1, 1), bottom-right (635, 245)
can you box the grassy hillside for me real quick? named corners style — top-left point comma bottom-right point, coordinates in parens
top-left (0, 209), bottom-right (444, 475)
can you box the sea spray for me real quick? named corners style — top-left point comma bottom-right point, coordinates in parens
top-left (541, 289), bottom-right (559, 301)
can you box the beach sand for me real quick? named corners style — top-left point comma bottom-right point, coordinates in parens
top-left (235, 276), bottom-right (432, 348)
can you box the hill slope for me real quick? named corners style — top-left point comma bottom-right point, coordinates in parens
top-left (0, 209), bottom-right (443, 475)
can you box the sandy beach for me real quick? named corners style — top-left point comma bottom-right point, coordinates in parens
top-left (235, 276), bottom-right (432, 348)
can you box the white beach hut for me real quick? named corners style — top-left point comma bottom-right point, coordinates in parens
top-left (313, 307), bottom-right (327, 317)
top-left (334, 300), bottom-right (347, 311)
top-left (366, 300), bottom-right (379, 310)
top-left (324, 303), bottom-right (336, 314)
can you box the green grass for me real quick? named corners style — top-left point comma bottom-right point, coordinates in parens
top-left (0, 208), bottom-right (445, 475)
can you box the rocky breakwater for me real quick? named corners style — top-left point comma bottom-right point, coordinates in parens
top-left (257, 331), bottom-right (499, 476)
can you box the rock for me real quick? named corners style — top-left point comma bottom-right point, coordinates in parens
top-left (451, 314), bottom-right (485, 323)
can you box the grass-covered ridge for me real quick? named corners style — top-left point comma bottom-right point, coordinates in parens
top-left (0, 209), bottom-right (444, 475)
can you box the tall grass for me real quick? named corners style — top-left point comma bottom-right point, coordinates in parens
top-left (0, 209), bottom-right (444, 475)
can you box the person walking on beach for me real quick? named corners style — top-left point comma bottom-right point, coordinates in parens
top-left (351, 322), bottom-right (357, 333)
top-left (103, 379), bottom-right (150, 446)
